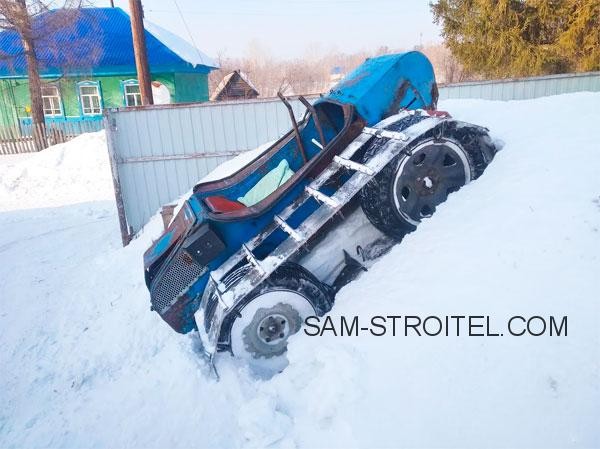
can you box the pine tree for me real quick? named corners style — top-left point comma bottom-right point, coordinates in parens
top-left (430, 0), bottom-right (600, 78)
top-left (557, 0), bottom-right (600, 72)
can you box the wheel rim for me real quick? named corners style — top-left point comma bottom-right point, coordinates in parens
top-left (230, 290), bottom-right (315, 363)
top-left (256, 312), bottom-right (291, 345)
top-left (392, 138), bottom-right (471, 226)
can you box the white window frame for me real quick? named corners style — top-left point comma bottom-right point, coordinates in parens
top-left (78, 81), bottom-right (102, 115)
top-left (42, 85), bottom-right (62, 117)
top-left (122, 79), bottom-right (142, 107)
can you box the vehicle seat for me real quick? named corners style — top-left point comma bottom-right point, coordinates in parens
top-left (236, 159), bottom-right (294, 207)
top-left (203, 159), bottom-right (295, 214)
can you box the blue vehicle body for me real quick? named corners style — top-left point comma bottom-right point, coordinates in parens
top-left (144, 51), bottom-right (438, 333)
top-left (325, 52), bottom-right (437, 126)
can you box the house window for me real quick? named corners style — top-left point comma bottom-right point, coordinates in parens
top-left (123, 82), bottom-right (142, 106)
top-left (78, 82), bottom-right (102, 115)
top-left (42, 86), bottom-right (62, 116)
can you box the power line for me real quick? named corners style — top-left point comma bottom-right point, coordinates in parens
top-left (172, 0), bottom-right (206, 63)
top-left (146, 0), bottom-right (409, 17)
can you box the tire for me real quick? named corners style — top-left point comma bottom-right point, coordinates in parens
top-left (360, 115), bottom-right (496, 240)
top-left (215, 263), bottom-right (333, 374)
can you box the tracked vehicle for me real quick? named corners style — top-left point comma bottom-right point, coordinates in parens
top-left (143, 52), bottom-right (497, 372)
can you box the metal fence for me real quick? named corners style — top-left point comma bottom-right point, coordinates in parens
top-left (438, 71), bottom-right (600, 101)
top-left (105, 96), bottom-right (314, 243)
top-left (105, 72), bottom-right (600, 244)
top-left (0, 120), bottom-right (104, 155)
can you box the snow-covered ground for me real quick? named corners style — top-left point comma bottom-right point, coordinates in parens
top-left (1, 93), bottom-right (599, 448)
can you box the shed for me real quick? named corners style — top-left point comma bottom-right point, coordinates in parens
top-left (211, 70), bottom-right (259, 101)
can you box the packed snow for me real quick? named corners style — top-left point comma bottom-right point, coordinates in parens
top-left (1, 93), bottom-right (599, 448)
top-left (0, 132), bottom-right (111, 211)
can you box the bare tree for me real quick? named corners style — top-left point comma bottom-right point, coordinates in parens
top-left (210, 47), bottom-right (379, 100)
top-left (0, 0), bottom-right (84, 129)
top-left (421, 43), bottom-right (471, 84)
top-left (209, 44), bottom-right (474, 101)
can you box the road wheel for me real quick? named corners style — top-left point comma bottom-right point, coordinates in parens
top-left (218, 263), bottom-right (333, 374)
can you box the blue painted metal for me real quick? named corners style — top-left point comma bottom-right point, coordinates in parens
top-left (323, 51), bottom-right (436, 126)
top-left (143, 52), bottom-right (439, 333)
top-left (0, 7), bottom-right (217, 78)
top-left (20, 115), bottom-right (103, 125)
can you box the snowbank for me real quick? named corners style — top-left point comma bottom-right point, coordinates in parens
top-left (0, 93), bottom-right (598, 448)
top-left (0, 132), bottom-right (111, 211)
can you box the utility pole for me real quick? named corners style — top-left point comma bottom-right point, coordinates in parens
top-left (128, 0), bottom-right (153, 105)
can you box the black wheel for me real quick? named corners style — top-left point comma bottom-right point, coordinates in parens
top-left (360, 116), bottom-right (496, 240)
top-left (214, 263), bottom-right (333, 372)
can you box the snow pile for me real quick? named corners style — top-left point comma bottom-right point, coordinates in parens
top-left (1, 93), bottom-right (599, 448)
top-left (263, 93), bottom-right (600, 448)
top-left (0, 132), bottom-right (111, 211)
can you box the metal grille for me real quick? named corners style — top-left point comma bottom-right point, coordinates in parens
top-left (150, 250), bottom-right (206, 314)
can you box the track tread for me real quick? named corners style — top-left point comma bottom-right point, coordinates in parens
top-left (360, 113), bottom-right (497, 240)
top-left (214, 262), bottom-right (334, 351)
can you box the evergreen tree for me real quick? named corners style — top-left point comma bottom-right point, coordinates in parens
top-left (558, 0), bottom-right (600, 72)
top-left (430, 0), bottom-right (600, 78)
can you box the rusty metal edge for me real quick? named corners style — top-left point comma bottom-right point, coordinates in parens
top-left (104, 111), bottom-right (132, 247)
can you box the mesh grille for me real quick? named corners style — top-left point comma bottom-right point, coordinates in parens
top-left (151, 250), bottom-right (205, 314)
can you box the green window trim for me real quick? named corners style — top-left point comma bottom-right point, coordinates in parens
top-left (77, 80), bottom-right (103, 116)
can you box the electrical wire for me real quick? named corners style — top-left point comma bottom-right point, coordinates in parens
top-left (171, 0), bottom-right (206, 63)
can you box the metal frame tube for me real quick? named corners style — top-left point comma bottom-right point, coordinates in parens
top-left (277, 92), bottom-right (307, 163)
top-left (298, 95), bottom-right (327, 148)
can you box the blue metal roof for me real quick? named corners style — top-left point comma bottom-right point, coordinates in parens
top-left (0, 7), bottom-right (217, 78)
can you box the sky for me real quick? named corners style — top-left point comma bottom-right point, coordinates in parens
top-left (92, 0), bottom-right (442, 59)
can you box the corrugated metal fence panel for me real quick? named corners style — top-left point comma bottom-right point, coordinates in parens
top-left (438, 71), bottom-right (600, 101)
top-left (106, 96), bottom-right (311, 238)
top-left (106, 72), bottom-right (600, 242)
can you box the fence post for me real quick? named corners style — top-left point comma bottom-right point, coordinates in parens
top-left (8, 126), bottom-right (20, 153)
top-left (0, 128), bottom-right (7, 155)
top-left (0, 118), bottom-right (104, 154)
